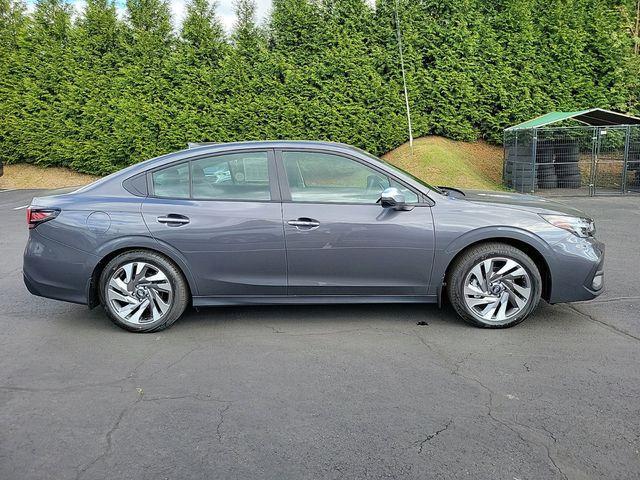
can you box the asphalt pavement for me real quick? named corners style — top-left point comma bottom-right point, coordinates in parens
top-left (1, 188), bottom-right (639, 480)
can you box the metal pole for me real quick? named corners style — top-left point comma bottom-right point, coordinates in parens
top-left (513, 131), bottom-right (518, 190)
top-left (502, 131), bottom-right (507, 186)
top-left (590, 127), bottom-right (598, 196)
top-left (394, 0), bottom-right (413, 148)
top-left (635, 0), bottom-right (640, 55)
top-left (531, 130), bottom-right (537, 194)
top-left (622, 125), bottom-right (631, 195)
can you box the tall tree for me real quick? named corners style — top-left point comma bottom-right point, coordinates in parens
top-left (0, 0), bottom-right (28, 164)
top-left (107, 0), bottom-right (175, 165)
top-left (215, 0), bottom-right (279, 140)
top-left (167, 0), bottom-right (230, 146)
top-left (66, 0), bottom-right (124, 174)
top-left (1, 0), bottom-right (639, 175)
top-left (18, 0), bottom-right (74, 167)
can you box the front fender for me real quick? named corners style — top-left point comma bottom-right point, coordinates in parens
top-left (443, 226), bottom-right (555, 257)
top-left (429, 226), bottom-right (557, 296)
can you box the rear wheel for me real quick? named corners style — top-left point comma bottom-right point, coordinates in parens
top-left (447, 243), bottom-right (542, 328)
top-left (99, 250), bottom-right (188, 332)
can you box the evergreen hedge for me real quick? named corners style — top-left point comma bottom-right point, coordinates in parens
top-left (0, 0), bottom-right (638, 175)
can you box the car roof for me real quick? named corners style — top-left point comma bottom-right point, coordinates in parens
top-left (75, 140), bottom-right (379, 195)
top-left (186, 140), bottom-right (363, 153)
top-left (146, 140), bottom-right (374, 172)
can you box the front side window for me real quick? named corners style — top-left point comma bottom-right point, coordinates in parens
top-left (282, 151), bottom-right (418, 204)
top-left (191, 151), bottom-right (270, 201)
top-left (152, 163), bottom-right (190, 198)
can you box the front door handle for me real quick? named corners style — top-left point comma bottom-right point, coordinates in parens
top-left (287, 218), bottom-right (320, 229)
top-left (157, 214), bottom-right (190, 226)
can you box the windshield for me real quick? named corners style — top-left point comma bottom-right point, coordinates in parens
top-left (354, 147), bottom-right (444, 195)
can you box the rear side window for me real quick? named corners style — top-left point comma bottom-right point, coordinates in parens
top-left (191, 152), bottom-right (270, 201)
top-left (150, 151), bottom-right (271, 201)
top-left (152, 163), bottom-right (190, 198)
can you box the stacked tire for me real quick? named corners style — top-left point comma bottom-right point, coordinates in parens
top-left (535, 141), bottom-right (557, 189)
top-left (554, 141), bottom-right (581, 188)
top-left (505, 144), bottom-right (535, 193)
top-left (627, 150), bottom-right (640, 189)
top-left (512, 167), bottom-right (536, 193)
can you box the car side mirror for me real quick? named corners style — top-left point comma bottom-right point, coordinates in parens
top-left (378, 187), bottom-right (407, 210)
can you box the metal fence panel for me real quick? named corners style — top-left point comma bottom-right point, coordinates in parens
top-left (593, 126), bottom-right (627, 195)
top-left (503, 124), bottom-right (640, 196)
top-left (626, 126), bottom-right (640, 194)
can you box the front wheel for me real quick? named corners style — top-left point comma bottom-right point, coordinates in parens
top-left (447, 243), bottom-right (542, 328)
top-left (99, 250), bottom-right (189, 332)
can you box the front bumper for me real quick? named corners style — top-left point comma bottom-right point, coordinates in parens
top-left (548, 235), bottom-right (604, 304)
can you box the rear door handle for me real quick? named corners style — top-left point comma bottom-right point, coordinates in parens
top-left (287, 218), bottom-right (320, 229)
top-left (157, 214), bottom-right (190, 226)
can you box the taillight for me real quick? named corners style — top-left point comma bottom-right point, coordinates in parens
top-left (27, 207), bottom-right (60, 229)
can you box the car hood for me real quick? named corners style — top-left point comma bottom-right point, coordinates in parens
top-left (441, 188), bottom-right (588, 217)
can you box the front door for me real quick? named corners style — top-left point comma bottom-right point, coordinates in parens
top-left (142, 149), bottom-right (286, 297)
top-left (278, 150), bottom-right (435, 296)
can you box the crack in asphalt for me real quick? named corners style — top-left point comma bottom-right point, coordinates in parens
top-left (415, 419), bottom-right (453, 453)
top-left (265, 325), bottom-right (415, 338)
top-left (413, 329), bottom-right (568, 480)
top-left (589, 295), bottom-right (640, 304)
top-left (451, 353), bottom-right (472, 376)
top-left (0, 379), bottom-right (130, 394)
top-left (2, 341), bottom-right (170, 395)
top-left (458, 370), bottom-right (567, 480)
top-left (216, 404), bottom-right (231, 443)
top-left (142, 393), bottom-right (232, 403)
top-left (265, 327), bottom-right (374, 337)
top-left (73, 389), bottom-right (235, 478)
top-left (147, 344), bottom-right (202, 378)
top-left (564, 304), bottom-right (640, 343)
top-left (75, 388), bottom-right (144, 480)
top-left (126, 339), bottom-right (163, 379)
top-left (540, 424), bottom-right (558, 444)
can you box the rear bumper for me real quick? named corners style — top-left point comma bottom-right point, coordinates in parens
top-left (548, 236), bottom-right (604, 304)
top-left (23, 230), bottom-right (96, 305)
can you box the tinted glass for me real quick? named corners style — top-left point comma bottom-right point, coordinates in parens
top-left (152, 163), bottom-right (190, 198)
top-left (282, 151), bottom-right (418, 204)
top-left (191, 152), bottom-right (270, 201)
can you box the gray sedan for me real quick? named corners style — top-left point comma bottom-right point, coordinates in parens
top-left (23, 141), bottom-right (604, 332)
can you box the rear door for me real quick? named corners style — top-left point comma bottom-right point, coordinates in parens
top-left (277, 149), bottom-right (435, 296)
top-left (142, 149), bottom-right (286, 297)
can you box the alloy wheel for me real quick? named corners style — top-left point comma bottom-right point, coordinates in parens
top-left (463, 257), bottom-right (532, 323)
top-left (106, 261), bottom-right (173, 325)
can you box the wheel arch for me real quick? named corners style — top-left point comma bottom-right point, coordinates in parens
top-left (438, 230), bottom-right (554, 303)
top-left (86, 237), bottom-right (197, 308)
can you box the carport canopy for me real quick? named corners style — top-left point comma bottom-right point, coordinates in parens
top-left (505, 108), bottom-right (640, 131)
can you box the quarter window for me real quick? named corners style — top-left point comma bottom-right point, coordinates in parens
top-left (282, 151), bottom-right (418, 204)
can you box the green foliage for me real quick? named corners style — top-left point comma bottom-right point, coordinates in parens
top-left (0, 0), bottom-right (638, 174)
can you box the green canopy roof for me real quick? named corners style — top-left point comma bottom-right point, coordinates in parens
top-left (505, 108), bottom-right (640, 131)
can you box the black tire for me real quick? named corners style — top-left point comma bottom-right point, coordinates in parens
top-left (536, 166), bottom-right (557, 188)
top-left (555, 164), bottom-right (580, 177)
top-left (512, 180), bottom-right (535, 193)
top-left (557, 174), bottom-right (582, 188)
top-left (99, 250), bottom-right (189, 332)
top-left (536, 145), bottom-right (553, 164)
top-left (537, 179), bottom-right (558, 189)
top-left (446, 242), bottom-right (542, 328)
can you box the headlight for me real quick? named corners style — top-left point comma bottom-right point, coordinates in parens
top-left (540, 214), bottom-right (595, 238)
